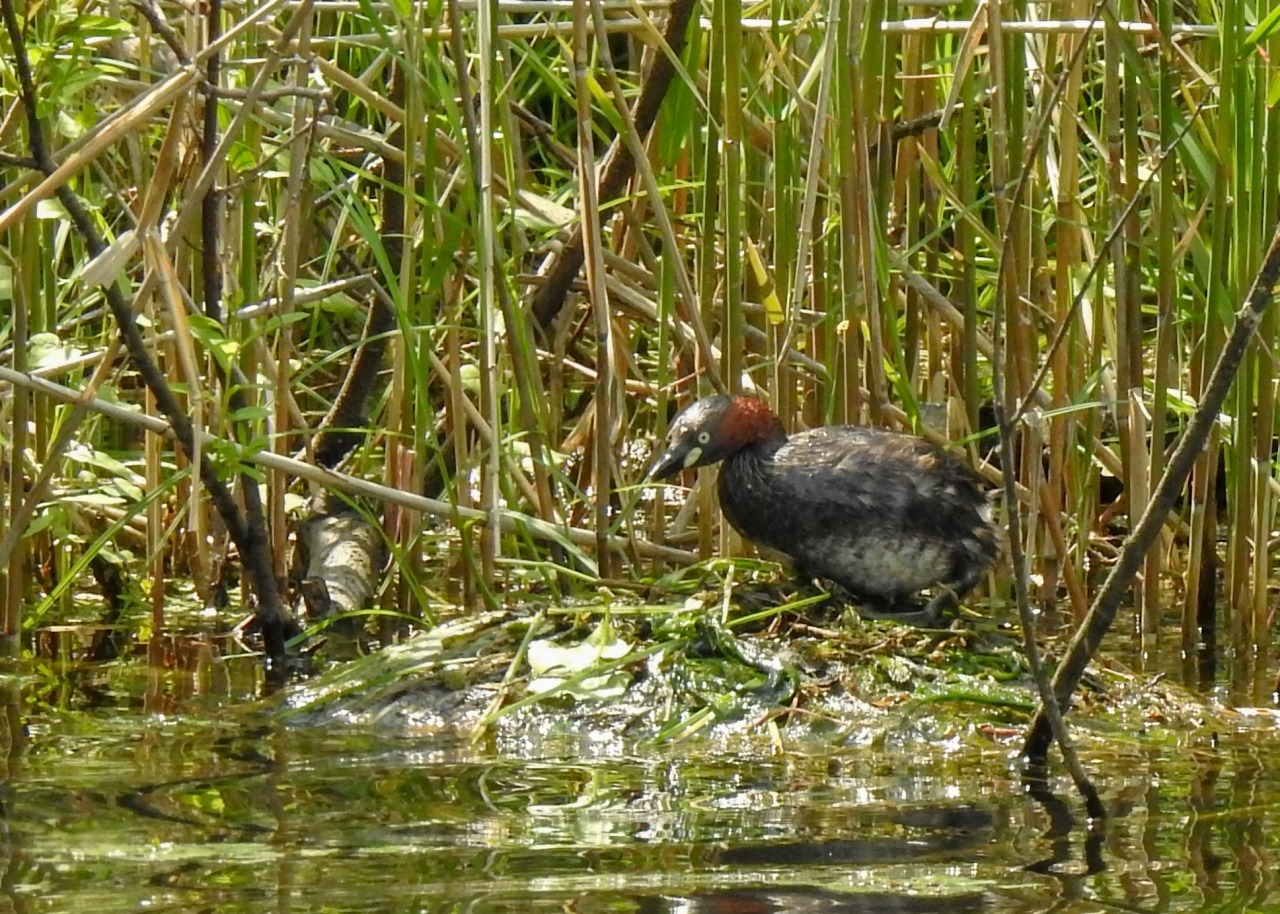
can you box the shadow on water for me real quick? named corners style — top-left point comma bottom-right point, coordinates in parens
top-left (6, 617), bottom-right (1280, 913)
top-left (604, 888), bottom-right (989, 913)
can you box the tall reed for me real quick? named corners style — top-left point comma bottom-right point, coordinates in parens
top-left (0, 0), bottom-right (1277, 687)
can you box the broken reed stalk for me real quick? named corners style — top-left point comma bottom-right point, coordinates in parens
top-left (572, 0), bottom-right (614, 577)
top-left (880, 18), bottom-right (1223, 35)
top-left (1024, 221), bottom-right (1280, 763)
top-left (475, 0), bottom-right (503, 594)
top-left (2, 241), bottom-right (27, 643)
top-left (245, 2), bottom-right (1235, 38)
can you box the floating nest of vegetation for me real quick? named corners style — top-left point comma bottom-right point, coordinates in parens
top-left (280, 590), bottom-right (1238, 759)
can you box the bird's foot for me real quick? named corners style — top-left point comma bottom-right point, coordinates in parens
top-left (922, 586), bottom-right (961, 624)
top-left (851, 588), bottom-right (960, 629)
top-left (808, 580), bottom-right (962, 628)
top-left (854, 603), bottom-right (946, 628)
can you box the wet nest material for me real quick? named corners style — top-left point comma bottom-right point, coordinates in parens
top-left (278, 595), bottom-right (1240, 758)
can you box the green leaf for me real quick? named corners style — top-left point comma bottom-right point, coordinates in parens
top-left (1268, 70), bottom-right (1280, 108)
top-left (228, 404), bottom-right (271, 424)
top-left (1244, 3), bottom-right (1280, 50)
top-left (66, 444), bottom-right (139, 481)
top-left (61, 492), bottom-right (127, 507)
top-left (186, 312), bottom-right (240, 371)
top-left (36, 198), bottom-right (70, 220)
top-left (22, 512), bottom-right (56, 538)
top-left (525, 618), bottom-right (634, 700)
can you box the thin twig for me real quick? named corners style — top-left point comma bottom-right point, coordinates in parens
top-left (986, 0), bottom-right (1106, 812)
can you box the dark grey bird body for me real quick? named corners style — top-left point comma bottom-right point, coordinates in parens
top-left (650, 395), bottom-right (998, 622)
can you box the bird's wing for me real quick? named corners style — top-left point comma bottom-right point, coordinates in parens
top-left (771, 428), bottom-right (987, 529)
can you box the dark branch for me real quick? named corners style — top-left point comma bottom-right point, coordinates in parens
top-left (1024, 223), bottom-right (1280, 761)
top-left (528, 0), bottom-right (698, 330)
top-left (0, 0), bottom-right (296, 676)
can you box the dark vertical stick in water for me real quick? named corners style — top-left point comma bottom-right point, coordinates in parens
top-left (1196, 529), bottom-right (1218, 691)
top-left (201, 0), bottom-right (224, 323)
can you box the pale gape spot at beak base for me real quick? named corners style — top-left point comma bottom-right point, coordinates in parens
top-left (683, 447), bottom-right (703, 469)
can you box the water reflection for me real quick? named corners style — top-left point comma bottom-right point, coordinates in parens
top-left (0, 707), bottom-right (1272, 913)
top-left (2, 636), bottom-right (1280, 914)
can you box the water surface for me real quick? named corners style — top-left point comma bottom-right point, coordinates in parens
top-left (9, 655), bottom-right (1280, 913)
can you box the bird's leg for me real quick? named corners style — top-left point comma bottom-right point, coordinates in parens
top-left (819, 581), bottom-right (951, 628)
top-left (786, 566), bottom-right (844, 621)
top-left (915, 564), bottom-right (986, 625)
top-left (791, 564), bottom-right (828, 597)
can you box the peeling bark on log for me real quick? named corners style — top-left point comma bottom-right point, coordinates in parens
top-left (296, 509), bottom-right (387, 630)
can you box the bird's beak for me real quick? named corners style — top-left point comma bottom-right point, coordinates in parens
top-left (648, 444), bottom-right (692, 481)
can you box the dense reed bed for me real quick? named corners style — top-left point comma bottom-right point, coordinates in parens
top-left (2, 0), bottom-right (1279, 698)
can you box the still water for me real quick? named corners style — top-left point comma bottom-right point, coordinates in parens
top-left (8, 649), bottom-right (1280, 913)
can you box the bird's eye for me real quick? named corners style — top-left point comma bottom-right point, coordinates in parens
top-left (697, 431), bottom-right (711, 444)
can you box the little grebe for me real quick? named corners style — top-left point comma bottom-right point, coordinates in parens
top-left (649, 395), bottom-right (998, 624)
